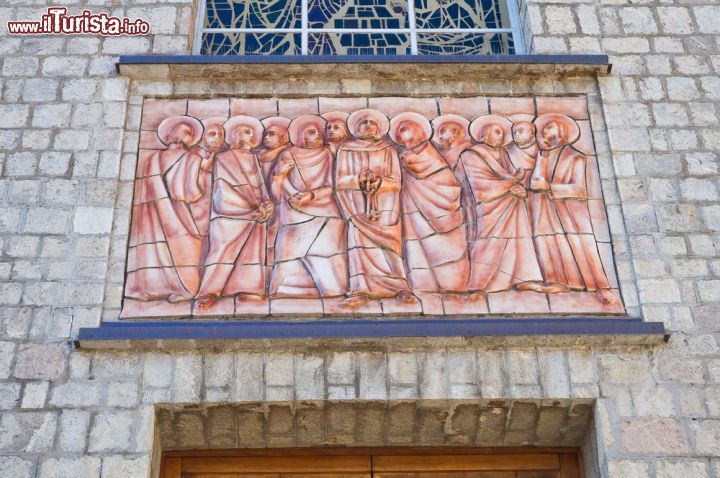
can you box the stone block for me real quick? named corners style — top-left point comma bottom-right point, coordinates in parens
top-left (0, 456), bottom-right (33, 478)
top-left (13, 343), bottom-right (66, 380)
top-left (621, 417), bottom-right (689, 454)
top-left (58, 409), bottom-right (90, 453)
top-left (294, 353), bottom-right (324, 400)
top-left (74, 206), bottom-right (114, 234)
top-left (173, 354), bottom-right (202, 402)
top-left (692, 420), bottom-right (720, 455)
top-left (39, 457), bottom-right (100, 478)
top-left (327, 351), bottom-right (354, 384)
top-left (0, 104), bottom-right (29, 128)
top-left (101, 456), bottom-right (150, 478)
top-left (600, 353), bottom-right (651, 384)
top-left (358, 352), bottom-right (386, 400)
top-left (42, 56), bottom-right (88, 76)
top-left (0, 411), bottom-right (56, 452)
top-left (49, 381), bottom-right (104, 408)
top-left (20, 381), bottom-right (48, 409)
top-left (656, 461), bottom-right (709, 478)
top-left (88, 411), bottom-right (133, 453)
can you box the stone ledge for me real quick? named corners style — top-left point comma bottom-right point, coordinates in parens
top-left (116, 54), bottom-right (611, 81)
top-left (76, 318), bottom-right (666, 350)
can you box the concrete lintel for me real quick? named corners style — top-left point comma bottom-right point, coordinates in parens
top-left (116, 54), bottom-right (611, 81)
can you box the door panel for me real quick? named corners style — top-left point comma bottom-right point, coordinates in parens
top-left (161, 449), bottom-right (581, 478)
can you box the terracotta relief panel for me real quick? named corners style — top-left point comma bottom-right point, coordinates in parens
top-left (122, 96), bottom-right (625, 318)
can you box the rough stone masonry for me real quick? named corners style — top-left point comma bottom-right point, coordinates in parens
top-left (0, 0), bottom-right (719, 477)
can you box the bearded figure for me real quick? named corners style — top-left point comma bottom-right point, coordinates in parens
top-left (195, 115), bottom-right (273, 308)
top-left (528, 113), bottom-right (615, 304)
top-left (125, 115), bottom-right (205, 303)
top-left (390, 112), bottom-right (468, 294)
top-left (165, 116), bottom-right (227, 265)
top-left (321, 111), bottom-right (350, 156)
top-left (335, 108), bottom-right (416, 308)
top-left (269, 115), bottom-right (348, 298)
top-left (458, 115), bottom-right (545, 297)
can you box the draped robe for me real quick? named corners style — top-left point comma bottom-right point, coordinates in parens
top-left (335, 139), bottom-right (410, 298)
top-left (459, 144), bottom-right (544, 292)
top-left (165, 145), bottom-right (219, 261)
top-left (269, 146), bottom-right (348, 298)
top-left (528, 145), bottom-right (611, 292)
top-left (125, 145), bottom-right (204, 300)
top-left (196, 148), bottom-right (270, 299)
top-left (400, 141), bottom-right (468, 292)
top-left (439, 139), bottom-right (476, 246)
top-left (257, 143), bottom-right (291, 278)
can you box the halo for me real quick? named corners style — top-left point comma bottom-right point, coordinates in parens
top-left (157, 115), bottom-right (203, 146)
top-left (223, 115), bottom-right (264, 148)
top-left (321, 111), bottom-right (350, 124)
top-left (261, 116), bottom-right (291, 132)
top-left (389, 112), bottom-right (433, 146)
top-left (534, 113), bottom-right (581, 149)
top-left (346, 108), bottom-right (390, 139)
top-left (469, 114), bottom-right (513, 146)
top-left (431, 114), bottom-right (471, 145)
top-left (287, 114), bottom-right (327, 147)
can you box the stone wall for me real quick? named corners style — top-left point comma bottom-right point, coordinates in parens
top-left (0, 0), bottom-right (718, 477)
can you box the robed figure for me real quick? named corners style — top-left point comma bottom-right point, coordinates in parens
top-left (269, 115), bottom-right (348, 298)
top-left (506, 115), bottom-right (539, 189)
top-left (126, 116), bottom-right (206, 302)
top-left (390, 112), bottom-right (468, 293)
top-left (165, 116), bottom-right (227, 265)
top-left (528, 113), bottom-right (615, 304)
top-left (335, 109), bottom-right (416, 308)
top-left (256, 116), bottom-right (291, 276)
top-left (432, 114), bottom-right (476, 250)
top-left (459, 115), bottom-right (545, 295)
top-left (195, 116), bottom-right (273, 308)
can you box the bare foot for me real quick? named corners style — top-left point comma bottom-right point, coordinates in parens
top-left (237, 294), bottom-right (265, 303)
top-left (540, 283), bottom-right (570, 294)
top-left (195, 296), bottom-right (217, 309)
top-left (464, 291), bottom-right (485, 303)
top-left (341, 295), bottom-right (369, 308)
top-left (516, 282), bottom-right (545, 292)
top-left (597, 289), bottom-right (615, 304)
top-left (396, 291), bottom-right (419, 305)
top-left (167, 290), bottom-right (194, 303)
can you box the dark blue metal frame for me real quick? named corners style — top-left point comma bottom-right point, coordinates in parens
top-left (77, 318), bottom-right (664, 343)
top-left (116, 53), bottom-right (611, 70)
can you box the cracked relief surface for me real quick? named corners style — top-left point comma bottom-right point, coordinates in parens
top-left (122, 96), bottom-right (625, 318)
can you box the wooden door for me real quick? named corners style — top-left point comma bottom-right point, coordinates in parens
top-left (161, 449), bottom-right (582, 478)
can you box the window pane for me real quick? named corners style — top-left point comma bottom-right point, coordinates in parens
top-left (308, 0), bottom-right (408, 29)
top-left (201, 32), bottom-right (301, 55)
top-left (204, 0), bottom-right (301, 29)
top-left (414, 0), bottom-right (510, 29)
top-left (308, 32), bottom-right (410, 54)
top-left (417, 32), bottom-right (515, 54)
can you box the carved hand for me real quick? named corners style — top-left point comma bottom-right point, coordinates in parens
top-left (509, 183), bottom-right (527, 198)
top-left (289, 190), bottom-right (314, 208)
top-left (276, 158), bottom-right (294, 176)
top-left (530, 176), bottom-right (550, 192)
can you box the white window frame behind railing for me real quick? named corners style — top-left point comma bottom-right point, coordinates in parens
top-left (193, 0), bottom-right (526, 55)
